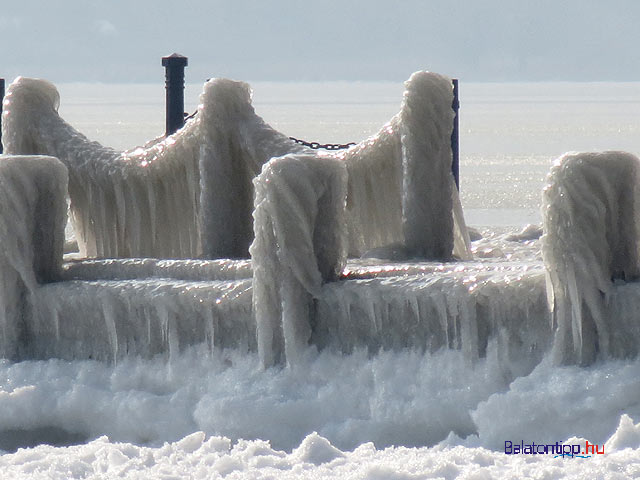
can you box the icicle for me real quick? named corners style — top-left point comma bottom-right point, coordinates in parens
top-left (100, 293), bottom-right (119, 362)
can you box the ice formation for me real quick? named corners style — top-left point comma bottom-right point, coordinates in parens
top-left (250, 73), bottom-right (472, 366)
top-left (0, 71), bottom-right (476, 368)
top-left (340, 71), bottom-right (470, 260)
top-left (251, 151), bottom-right (550, 369)
top-left (197, 79), bottom-right (308, 258)
top-left (251, 154), bottom-right (348, 367)
top-left (0, 156), bottom-right (67, 360)
top-left (542, 151), bottom-right (640, 365)
top-left (2, 77), bottom-right (201, 258)
top-left (2, 77), bottom-right (307, 259)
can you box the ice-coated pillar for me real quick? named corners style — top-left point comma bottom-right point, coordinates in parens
top-left (251, 153), bottom-right (348, 367)
top-left (400, 71), bottom-right (455, 260)
top-left (0, 155), bottom-right (68, 359)
top-left (162, 53), bottom-right (188, 136)
top-left (543, 151), bottom-right (640, 365)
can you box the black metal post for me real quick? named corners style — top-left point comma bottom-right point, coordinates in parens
top-left (451, 78), bottom-right (459, 190)
top-left (161, 54), bottom-right (188, 136)
top-left (0, 78), bottom-right (5, 154)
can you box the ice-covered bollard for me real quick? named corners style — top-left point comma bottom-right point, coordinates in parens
top-left (341, 71), bottom-right (470, 260)
top-left (401, 72), bottom-right (457, 259)
top-left (251, 154), bottom-right (348, 367)
top-left (0, 155), bottom-right (67, 359)
top-left (198, 79), bottom-right (307, 259)
top-left (542, 151), bottom-right (640, 365)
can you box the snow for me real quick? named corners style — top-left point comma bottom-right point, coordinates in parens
top-left (0, 349), bottom-right (639, 478)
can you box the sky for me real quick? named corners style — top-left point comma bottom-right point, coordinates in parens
top-left (2, 0), bottom-right (640, 84)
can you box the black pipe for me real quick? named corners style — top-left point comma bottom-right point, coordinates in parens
top-left (0, 78), bottom-right (4, 154)
top-left (451, 78), bottom-right (459, 190)
top-left (161, 54), bottom-right (188, 136)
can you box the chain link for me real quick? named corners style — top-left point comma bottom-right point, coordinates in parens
top-left (289, 137), bottom-right (356, 151)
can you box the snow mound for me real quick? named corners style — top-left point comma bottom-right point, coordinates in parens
top-left (292, 432), bottom-right (345, 465)
top-left (606, 415), bottom-right (640, 452)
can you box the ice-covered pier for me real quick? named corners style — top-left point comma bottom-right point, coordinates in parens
top-left (1, 72), bottom-right (639, 373)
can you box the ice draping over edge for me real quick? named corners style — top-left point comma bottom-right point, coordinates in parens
top-left (2, 77), bottom-right (201, 258)
top-left (542, 151), bottom-right (640, 365)
top-left (0, 155), bottom-right (67, 360)
top-left (251, 154), bottom-right (348, 367)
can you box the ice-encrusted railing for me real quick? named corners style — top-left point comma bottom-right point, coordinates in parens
top-left (542, 151), bottom-right (640, 365)
top-left (252, 72), bottom-right (472, 366)
top-left (0, 155), bottom-right (67, 360)
top-left (2, 77), bottom-right (307, 259)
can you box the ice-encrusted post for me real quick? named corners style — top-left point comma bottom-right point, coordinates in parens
top-left (542, 151), bottom-right (640, 365)
top-left (251, 154), bottom-right (348, 368)
top-left (0, 155), bottom-right (67, 359)
top-left (400, 72), bottom-right (456, 259)
top-left (162, 53), bottom-right (188, 136)
top-left (0, 78), bottom-right (4, 154)
top-left (451, 79), bottom-right (459, 190)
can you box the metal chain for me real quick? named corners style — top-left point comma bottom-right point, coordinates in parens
top-left (289, 137), bottom-right (356, 151)
top-left (180, 114), bottom-right (356, 153)
top-left (178, 114), bottom-right (356, 151)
